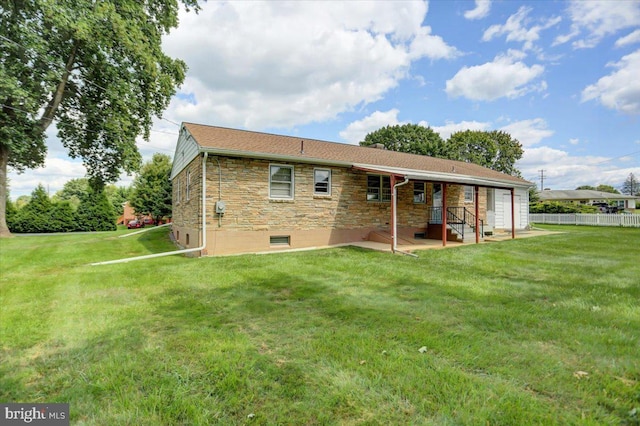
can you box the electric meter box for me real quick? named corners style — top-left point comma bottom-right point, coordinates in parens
top-left (215, 200), bottom-right (226, 214)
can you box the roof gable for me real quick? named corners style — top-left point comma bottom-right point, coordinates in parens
top-left (177, 122), bottom-right (533, 188)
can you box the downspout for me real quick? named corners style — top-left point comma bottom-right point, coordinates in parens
top-left (91, 152), bottom-right (209, 266)
top-left (392, 176), bottom-right (416, 257)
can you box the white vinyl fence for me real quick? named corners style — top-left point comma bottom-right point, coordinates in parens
top-left (530, 213), bottom-right (640, 228)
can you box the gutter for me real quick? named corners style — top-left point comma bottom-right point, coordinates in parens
top-left (91, 152), bottom-right (209, 266)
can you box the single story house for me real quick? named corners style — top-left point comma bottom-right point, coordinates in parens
top-left (538, 190), bottom-right (637, 211)
top-left (170, 123), bottom-right (533, 256)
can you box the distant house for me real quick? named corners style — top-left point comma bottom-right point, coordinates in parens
top-left (538, 190), bottom-right (637, 211)
top-left (170, 123), bottom-right (533, 256)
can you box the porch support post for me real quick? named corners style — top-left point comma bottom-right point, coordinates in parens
top-left (390, 174), bottom-right (396, 253)
top-left (475, 185), bottom-right (480, 244)
top-left (442, 182), bottom-right (447, 247)
top-left (510, 187), bottom-right (516, 239)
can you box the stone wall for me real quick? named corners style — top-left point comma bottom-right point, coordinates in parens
top-left (172, 154), bottom-right (489, 254)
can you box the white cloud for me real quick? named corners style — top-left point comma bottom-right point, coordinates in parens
top-left (464, 0), bottom-right (491, 21)
top-left (426, 120), bottom-right (490, 140)
top-left (499, 118), bottom-right (554, 147)
top-left (8, 157), bottom-right (87, 199)
top-left (445, 50), bottom-right (546, 101)
top-left (582, 49), bottom-right (640, 114)
top-left (517, 146), bottom-right (633, 189)
top-left (482, 6), bottom-right (561, 51)
top-left (409, 26), bottom-right (461, 60)
top-left (554, 0), bottom-right (640, 49)
top-left (339, 109), bottom-right (402, 144)
top-left (569, 138), bottom-right (579, 145)
top-left (615, 29), bottom-right (640, 48)
top-left (161, 1), bottom-right (455, 130)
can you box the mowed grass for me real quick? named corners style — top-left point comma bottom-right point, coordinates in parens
top-left (1, 225), bottom-right (638, 425)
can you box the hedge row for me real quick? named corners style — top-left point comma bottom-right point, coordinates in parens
top-left (7, 185), bottom-right (116, 233)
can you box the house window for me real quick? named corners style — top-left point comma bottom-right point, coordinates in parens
top-left (367, 175), bottom-right (391, 202)
top-left (414, 182), bottom-right (426, 203)
top-left (270, 235), bottom-right (290, 246)
top-left (270, 164), bottom-right (294, 199)
top-left (186, 171), bottom-right (191, 201)
top-left (314, 169), bottom-right (331, 195)
top-left (175, 177), bottom-right (181, 204)
top-left (464, 185), bottom-right (474, 203)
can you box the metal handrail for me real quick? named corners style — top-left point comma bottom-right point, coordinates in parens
top-left (429, 206), bottom-right (484, 241)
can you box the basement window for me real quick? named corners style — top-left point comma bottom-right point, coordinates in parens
top-left (270, 235), bottom-right (290, 246)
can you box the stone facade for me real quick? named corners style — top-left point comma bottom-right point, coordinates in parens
top-left (172, 154), bottom-right (489, 255)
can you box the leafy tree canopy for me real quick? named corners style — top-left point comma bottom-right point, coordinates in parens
top-left (130, 153), bottom-right (173, 222)
top-left (576, 185), bottom-right (596, 190)
top-left (359, 124), bottom-right (448, 157)
top-left (52, 178), bottom-right (90, 208)
top-left (446, 130), bottom-right (524, 177)
top-left (595, 184), bottom-right (620, 194)
top-left (0, 0), bottom-right (199, 236)
top-left (360, 125), bottom-right (524, 177)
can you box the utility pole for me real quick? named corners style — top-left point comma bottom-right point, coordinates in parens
top-left (539, 169), bottom-right (546, 190)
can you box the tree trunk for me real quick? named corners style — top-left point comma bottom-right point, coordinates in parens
top-left (0, 143), bottom-right (12, 238)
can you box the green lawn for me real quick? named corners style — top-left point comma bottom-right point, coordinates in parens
top-left (1, 225), bottom-right (639, 425)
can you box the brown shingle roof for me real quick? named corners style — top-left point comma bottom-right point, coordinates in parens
top-left (183, 122), bottom-right (532, 187)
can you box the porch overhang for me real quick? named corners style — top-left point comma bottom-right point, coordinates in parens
top-left (353, 163), bottom-right (526, 250)
top-left (352, 164), bottom-right (532, 189)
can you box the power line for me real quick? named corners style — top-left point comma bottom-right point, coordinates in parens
top-left (588, 150), bottom-right (640, 166)
top-left (161, 117), bottom-right (181, 126)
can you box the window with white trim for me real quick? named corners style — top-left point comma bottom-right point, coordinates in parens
top-left (464, 185), bottom-right (474, 203)
top-left (367, 175), bottom-right (391, 202)
top-left (414, 182), bottom-right (426, 203)
top-left (314, 169), bottom-right (331, 195)
top-left (270, 164), bottom-right (294, 199)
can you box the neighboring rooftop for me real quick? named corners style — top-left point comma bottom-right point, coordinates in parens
top-left (538, 190), bottom-right (637, 201)
top-left (179, 123), bottom-right (532, 188)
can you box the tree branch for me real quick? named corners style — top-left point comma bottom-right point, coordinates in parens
top-left (38, 42), bottom-right (78, 131)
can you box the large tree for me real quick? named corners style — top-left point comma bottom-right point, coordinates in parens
top-left (595, 184), bottom-right (620, 194)
top-left (359, 124), bottom-right (449, 157)
top-left (446, 130), bottom-right (524, 176)
top-left (130, 153), bottom-right (172, 224)
top-left (0, 0), bottom-right (199, 237)
top-left (621, 173), bottom-right (638, 196)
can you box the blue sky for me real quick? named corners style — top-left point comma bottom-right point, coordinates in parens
top-left (9, 0), bottom-right (640, 199)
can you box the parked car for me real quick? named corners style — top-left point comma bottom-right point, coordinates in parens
top-left (143, 218), bottom-right (155, 226)
top-left (127, 219), bottom-right (144, 229)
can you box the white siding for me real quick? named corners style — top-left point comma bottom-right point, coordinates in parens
top-left (493, 187), bottom-right (530, 230)
top-left (170, 128), bottom-right (200, 180)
